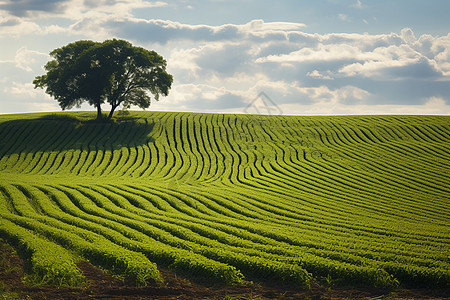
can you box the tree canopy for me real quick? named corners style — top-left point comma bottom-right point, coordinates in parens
top-left (34, 39), bottom-right (173, 120)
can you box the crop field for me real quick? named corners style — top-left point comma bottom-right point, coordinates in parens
top-left (0, 111), bottom-right (449, 290)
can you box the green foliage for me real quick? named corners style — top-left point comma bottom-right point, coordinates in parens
top-left (0, 112), bottom-right (449, 288)
top-left (33, 40), bottom-right (173, 120)
top-left (0, 281), bottom-right (21, 300)
top-left (0, 218), bottom-right (85, 286)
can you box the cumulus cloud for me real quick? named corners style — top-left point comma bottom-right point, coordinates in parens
top-left (339, 56), bottom-right (444, 80)
top-left (106, 18), bottom-right (244, 44)
top-left (0, 0), bottom-right (167, 19)
top-left (0, 0), bottom-right (69, 17)
top-left (151, 80), bottom-right (373, 114)
top-left (307, 70), bottom-right (334, 80)
top-left (248, 20), bottom-right (306, 31)
top-left (0, 0), bottom-right (449, 116)
top-left (67, 18), bottom-right (307, 45)
top-left (0, 0), bottom-right (168, 38)
top-left (151, 83), bottom-right (245, 112)
top-left (195, 42), bottom-right (254, 77)
top-left (0, 13), bottom-right (68, 37)
top-left (241, 81), bottom-right (369, 107)
top-left (276, 96), bottom-right (450, 116)
top-left (0, 47), bottom-right (48, 72)
top-left (158, 24), bottom-right (448, 112)
top-left (255, 27), bottom-right (450, 84)
top-left (256, 43), bottom-right (383, 63)
top-left (0, 17), bottom-right (41, 37)
top-left (13, 47), bottom-right (49, 72)
top-left (5, 82), bottom-right (47, 98)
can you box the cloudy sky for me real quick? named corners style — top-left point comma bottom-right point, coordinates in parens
top-left (1, 0), bottom-right (449, 115)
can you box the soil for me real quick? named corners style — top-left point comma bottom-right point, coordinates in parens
top-left (0, 239), bottom-right (448, 300)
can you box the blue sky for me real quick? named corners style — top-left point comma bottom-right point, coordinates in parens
top-left (1, 0), bottom-right (449, 115)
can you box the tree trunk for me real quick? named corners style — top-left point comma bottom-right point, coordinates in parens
top-left (96, 104), bottom-right (102, 121)
top-left (108, 104), bottom-right (117, 119)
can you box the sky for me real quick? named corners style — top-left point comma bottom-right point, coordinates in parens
top-left (1, 0), bottom-right (449, 116)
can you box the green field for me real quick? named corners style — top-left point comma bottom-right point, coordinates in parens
top-left (0, 111), bottom-right (449, 288)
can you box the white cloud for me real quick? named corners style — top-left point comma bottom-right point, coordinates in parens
top-left (421, 96), bottom-right (449, 113)
top-left (70, 17), bottom-right (246, 43)
top-left (276, 103), bottom-right (450, 116)
top-left (168, 48), bottom-right (202, 77)
top-left (0, 0), bottom-right (167, 19)
top-left (256, 43), bottom-right (383, 63)
top-left (0, 47), bottom-right (49, 76)
top-left (28, 102), bottom-right (60, 112)
top-left (307, 70), bottom-right (334, 80)
top-left (244, 81), bottom-right (368, 106)
top-left (0, 14), bottom-right (70, 38)
top-left (0, 0), bottom-right (168, 39)
top-left (85, 18), bottom-right (309, 45)
top-left (159, 80), bottom-right (449, 116)
top-left (156, 80), bottom-right (373, 115)
top-left (293, 85), bottom-right (369, 105)
top-left (338, 54), bottom-right (444, 80)
top-left (352, 0), bottom-right (363, 9)
top-left (248, 20), bottom-right (306, 31)
top-left (338, 59), bottom-right (410, 77)
top-left (338, 14), bottom-right (349, 22)
top-left (0, 17), bottom-right (41, 37)
top-left (152, 83), bottom-right (245, 112)
top-left (255, 28), bottom-right (450, 83)
top-left (4, 82), bottom-right (49, 98)
top-left (0, 4), bottom-right (449, 116)
top-left (277, 96), bottom-right (450, 115)
top-left (105, 23), bottom-right (450, 111)
top-left (13, 47), bottom-right (48, 72)
top-left (401, 27), bottom-right (417, 45)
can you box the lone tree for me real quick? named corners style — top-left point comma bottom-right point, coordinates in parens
top-left (34, 39), bottom-right (173, 120)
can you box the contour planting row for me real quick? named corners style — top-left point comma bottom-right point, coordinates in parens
top-left (1, 113), bottom-right (449, 187)
top-left (0, 217), bottom-right (85, 286)
top-left (0, 183), bottom-right (162, 286)
top-left (0, 116), bottom-right (153, 177)
top-left (1, 181), bottom-right (448, 287)
top-left (95, 184), bottom-right (449, 277)
top-left (1, 114), bottom-right (449, 235)
top-left (0, 112), bottom-right (449, 288)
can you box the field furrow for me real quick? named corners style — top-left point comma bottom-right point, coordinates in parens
top-left (0, 112), bottom-right (448, 288)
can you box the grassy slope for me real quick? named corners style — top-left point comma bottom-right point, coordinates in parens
top-left (0, 111), bottom-right (449, 288)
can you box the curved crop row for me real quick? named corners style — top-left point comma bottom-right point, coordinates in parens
top-left (0, 112), bottom-right (448, 288)
top-left (0, 217), bottom-right (84, 286)
top-left (0, 183), bottom-right (163, 286)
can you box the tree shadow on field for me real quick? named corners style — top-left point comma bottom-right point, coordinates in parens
top-left (0, 113), bottom-right (156, 156)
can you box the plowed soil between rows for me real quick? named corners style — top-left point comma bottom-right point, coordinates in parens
top-left (0, 240), bottom-right (448, 300)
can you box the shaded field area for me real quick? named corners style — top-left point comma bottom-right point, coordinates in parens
top-left (0, 111), bottom-right (449, 297)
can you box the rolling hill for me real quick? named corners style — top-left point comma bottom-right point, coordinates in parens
top-left (0, 111), bottom-right (449, 288)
